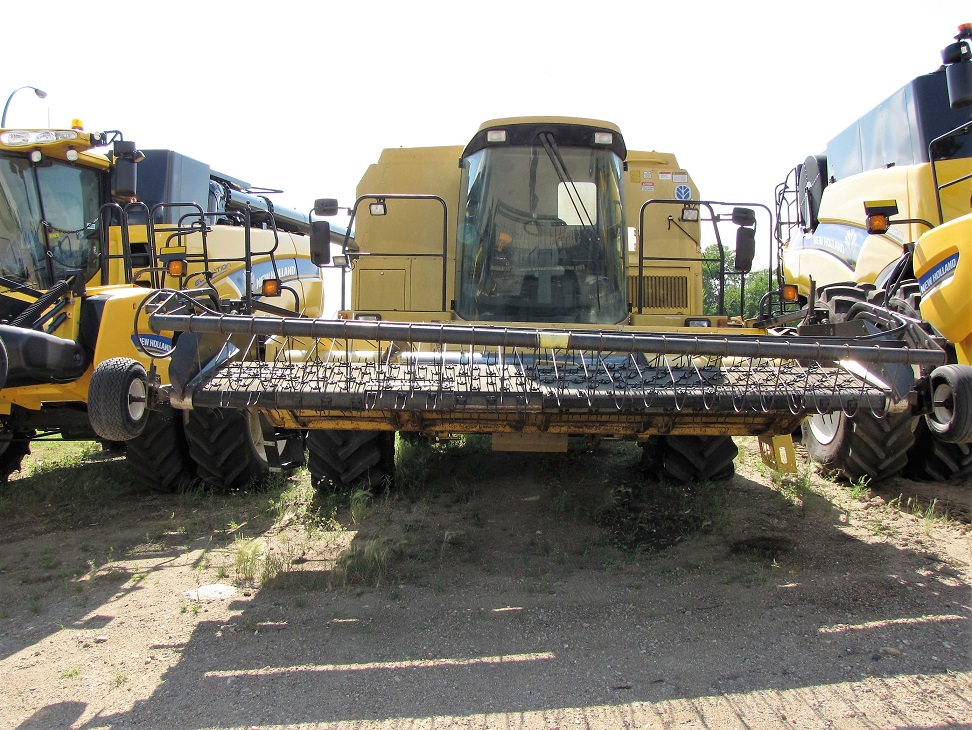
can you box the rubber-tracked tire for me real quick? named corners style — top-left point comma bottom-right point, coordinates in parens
top-left (184, 408), bottom-right (281, 491)
top-left (644, 435), bottom-right (737, 483)
top-left (904, 419), bottom-right (972, 481)
top-left (126, 408), bottom-right (196, 493)
top-left (307, 430), bottom-right (395, 491)
top-left (87, 358), bottom-right (149, 442)
top-left (0, 430), bottom-right (31, 483)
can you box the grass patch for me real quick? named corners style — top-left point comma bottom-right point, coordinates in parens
top-left (0, 440), bottom-right (137, 519)
top-left (333, 538), bottom-right (389, 588)
top-left (231, 535), bottom-right (264, 584)
top-left (890, 494), bottom-right (954, 536)
top-left (770, 458), bottom-right (817, 505)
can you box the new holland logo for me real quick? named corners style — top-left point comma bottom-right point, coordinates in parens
top-left (132, 334), bottom-right (174, 357)
top-left (918, 253), bottom-right (959, 296)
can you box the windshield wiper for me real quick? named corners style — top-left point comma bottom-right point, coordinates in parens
top-left (538, 132), bottom-right (596, 229)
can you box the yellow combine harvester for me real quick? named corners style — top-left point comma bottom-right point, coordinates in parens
top-left (110, 116), bottom-right (946, 490)
top-left (0, 122), bottom-right (330, 491)
top-left (775, 24), bottom-right (972, 483)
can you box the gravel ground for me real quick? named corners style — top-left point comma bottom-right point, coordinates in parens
top-left (0, 436), bottom-right (969, 729)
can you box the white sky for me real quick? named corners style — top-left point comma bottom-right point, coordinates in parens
top-left (3, 1), bottom-right (970, 270)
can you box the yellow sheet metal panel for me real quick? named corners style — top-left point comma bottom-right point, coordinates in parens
top-left (915, 215), bottom-right (972, 363)
top-left (355, 268), bottom-right (406, 312)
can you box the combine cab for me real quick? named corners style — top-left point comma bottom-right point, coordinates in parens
top-left (125, 117), bottom-right (946, 490)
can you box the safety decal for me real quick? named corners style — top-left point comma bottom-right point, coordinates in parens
top-left (918, 252), bottom-right (959, 296)
top-left (642, 182), bottom-right (655, 192)
top-left (659, 172), bottom-right (672, 181)
top-left (131, 333), bottom-right (173, 357)
top-left (642, 171), bottom-right (652, 179)
top-left (673, 172), bottom-right (688, 183)
top-left (674, 185), bottom-right (692, 201)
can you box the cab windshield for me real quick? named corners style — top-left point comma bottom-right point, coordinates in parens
top-left (456, 142), bottom-right (626, 324)
top-left (0, 155), bottom-right (102, 290)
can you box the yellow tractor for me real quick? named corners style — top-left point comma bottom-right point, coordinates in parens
top-left (775, 23), bottom-right (972, 483)
top-left (0, 123), bottom-right (330, 491)
top-left (121, 116), bottom-right (945, 490)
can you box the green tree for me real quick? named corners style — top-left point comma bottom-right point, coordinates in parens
top-left (701, 243), bottom-right (772, 320)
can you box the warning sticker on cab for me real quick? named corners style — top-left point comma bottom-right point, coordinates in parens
top-left (642, 182), bottom-right (655, 192)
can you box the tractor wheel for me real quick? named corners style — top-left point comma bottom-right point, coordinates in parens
top-left (184, 408), bottom-right (302, 491)
top-left (0, 429), bottom-right (31, 483)
top-left (307, 430), bottom-right (395, 492)
top-left (801, 284), bottom-right (917, 483)
top-left (904, 419), bottom-right (972, 481)
top-left (643, 435), bottom-right (737, 483)
top-left (924, 364), bottom-right (972, 444)
top-left (125, 408), bottom-right (196, 493)
top-left (87, 358), bottom-right (150, 442)
top-left (802, 409), bottom-right (915, 483)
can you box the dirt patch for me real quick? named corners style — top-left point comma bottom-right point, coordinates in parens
top-left (0, 437), bottom-right (969, 729)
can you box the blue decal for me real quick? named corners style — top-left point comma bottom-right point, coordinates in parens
top-left (674, 185), bottom-right (692, 201)
top-left (796, 223), bottom-right (869, 269)
top-left (132, 333), bottom-right (173, 357)
top-left (919, 253), bottom-right (959, 295)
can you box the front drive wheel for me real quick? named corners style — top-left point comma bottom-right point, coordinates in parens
top-left (0, 429), bottom-right (32, 484)
top-left (307, 430), bottom-right (395, 492)
top-left (185, 408), bottom-right (303, 491)
top-left (802, 409), bottom-right (915, 483)
top-left (641, 435), bottom-right (737, 482)
top-left (87, 358), bottom-right (150, 442)
top-left (126, 408), bottom-right (196, 493)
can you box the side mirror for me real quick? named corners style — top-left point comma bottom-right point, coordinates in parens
top-left (730, 207), bottom-right (756, 227)
top-left (945, 55), bottom-right (972, 108)
top-left (111, 140), bottom-right (139, 199)
top-left (314, 198), bottom-right (340, 216)
top-left (310, 220), bottom-right (331, 266)
top-left (734, 226), bottom-right (756, 273)
top-left (943, 28), bottom-right (972, 108)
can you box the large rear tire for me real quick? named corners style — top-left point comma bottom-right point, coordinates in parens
top-left (126, 408), bottom-right (196, 493)
top-left (184, 408), bottom-right (302, 491)
top-left (642, 435), bottom-right (737, 482)
top-left (307, 430), bottom-right (395, 491)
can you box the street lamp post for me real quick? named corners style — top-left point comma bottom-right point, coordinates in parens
top-left (1, 86), bottom-right (48, 127)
